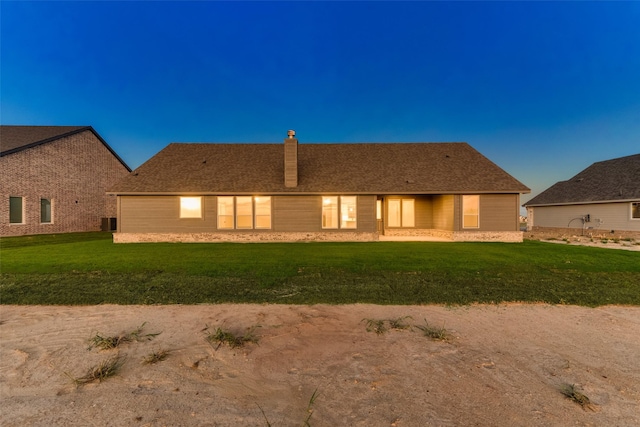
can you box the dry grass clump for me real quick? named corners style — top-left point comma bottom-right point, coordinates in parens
top-left (142, 349), bottom-right (170, 365)
top-left (88, 322), bottom-right (161, 350)
top-left (415, 319), bottom-right (448, 341)
top-left (205, 324), bottom-right (260, 350)
top-left (362, 316), bottom-right (412, 334)
top-left (560, 383), bottom-right (595, 410)
top-left (68, 354), bottom-right (125, 387)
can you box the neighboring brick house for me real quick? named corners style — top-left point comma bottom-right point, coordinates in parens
top-left (1, 126), bottom-right (131, 237)
top-left (524, 153), bottom-right (640, 238)
top-left (109, 130), bottom-right (530, 243)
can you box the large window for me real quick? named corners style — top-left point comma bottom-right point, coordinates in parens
top-left (462, 195), bottom-right (480, 228)
top-left (255, 197), bottom-right (272, 229)
top-left (632, 202), bottom-right (640, 220)
top-left (387, 198), bottom-right (414, 227)
top-left (217, 197), bottom-right (234, 229)
top-left (41, 198), bottom-right (52, 223)
top-left (236, 196), bottom-right (253, 229)
top-left (180, 197), bottom-right (202, 218)
top-left (322, 197), bottom-right (338, 228)
top-left (322, 196), bottom-right (357, 229)
top-left (218, 196), bottom-right (271, 230)
top-left (9, 197), bottom-right (23, 224)
top-left (340, 196), bottom-right (357, 229)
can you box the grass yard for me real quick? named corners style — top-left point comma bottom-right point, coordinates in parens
top-left (1, 232), bottom-right (638, 306)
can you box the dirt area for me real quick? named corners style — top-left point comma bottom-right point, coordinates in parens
top-left (1, 304), bottom-right (639, 426)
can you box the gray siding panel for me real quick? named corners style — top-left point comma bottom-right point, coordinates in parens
top-left (532, 202), bottom-right (640, 231)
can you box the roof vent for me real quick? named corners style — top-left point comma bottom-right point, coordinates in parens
top-left (287, 130), bottom-right (296, 139)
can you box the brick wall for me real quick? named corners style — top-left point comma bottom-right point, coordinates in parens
top-left (0, 130), bottom-right (130, 236)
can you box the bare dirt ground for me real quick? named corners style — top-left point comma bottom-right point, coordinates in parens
top-left (1, 303), bottom-right (639, 426)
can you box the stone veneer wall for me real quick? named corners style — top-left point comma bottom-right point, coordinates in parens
top-left (383, 228), bottom-right (523, 242)
top-left (116, 230), bottom-right (525, 243)
top-left (383, 228), bottom-right (454, 240)
top-left (451, 231), bottom-right (523, 242)
top-left (526, 226), bottom-right (640, 241)
top-left (114, 231), bottom-right (380, 243)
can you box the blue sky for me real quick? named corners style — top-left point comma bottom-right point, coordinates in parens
top-left (2, 1), bottom-right (639, 208)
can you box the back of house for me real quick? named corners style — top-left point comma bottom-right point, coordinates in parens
top-left (109, 131), bottom-right (529, 243)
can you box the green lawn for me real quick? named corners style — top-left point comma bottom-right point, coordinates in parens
top-left (1, 232), bottom-right (638, 306)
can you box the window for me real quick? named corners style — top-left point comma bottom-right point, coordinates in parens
top-left (322, 197), bottom-right (338, 229)
top-left (255, 197), bottom-right (272, 229)
top-left (41, 198), bottom-right (52, 223)
top-left (218, 196), bottom-right (272, 230)
top-left (217, 197), bottom-right (234, 229)
top-left (180, 197), bottom-right (202, 218)
top-left (401, 199), bottom-right (415, 227)
top-left (387, 198), bottom-right (414, 227)
top-left (9, 197), bottom-right (23, 224)
top-left (462, 195), bottom-right (479, 228)
top-left (340, 196), bottom-right (357, 229)
top-left (236, 196), bottom-right (253, 229)
top-left (632, 202), bottom-right (640, 220)
top-left (322, 196), bottom-right (357, 229)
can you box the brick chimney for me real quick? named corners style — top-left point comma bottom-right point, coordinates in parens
top-left (284, 130), bottom-right (298, 187)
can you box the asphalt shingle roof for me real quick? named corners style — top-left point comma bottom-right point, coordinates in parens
top-left (525, 154), bottom-right (640, 206)
top-left (110, 142), bottom-right (529, 194)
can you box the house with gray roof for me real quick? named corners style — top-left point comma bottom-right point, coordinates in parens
top-left (1, 126), bottom-right (131, 236)
top-left (524, 153), bottom-right (640, 237)
top-left (109, 131), bottom-right (530, 243)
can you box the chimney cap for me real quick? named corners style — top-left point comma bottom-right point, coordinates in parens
top-left (287, 130), bottom-right (296, 138)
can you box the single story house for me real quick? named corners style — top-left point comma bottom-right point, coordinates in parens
top-left (1, 126), bottom-right (131, 236)
top-left (109, 131), bottom-right (530, 243)
top-left (524, 153), bottom-right (640, 238)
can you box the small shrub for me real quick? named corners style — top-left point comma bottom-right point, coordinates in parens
top-left (205, 324), bottom-right (260, 350)
top-left (415, 319), bottom-right (448, 341)
top-left (68, 354), bottom-right (125, 386)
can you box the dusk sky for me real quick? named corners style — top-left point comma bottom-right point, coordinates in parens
top-left (2, 1), bottom-right (639, 209)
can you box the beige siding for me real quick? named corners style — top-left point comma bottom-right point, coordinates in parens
top-left (531, 202), bottom-right (640, 232)
top-left (414, 196), bottom-right (434, 228)
top-left (432, 195), bottom-right (454, 230)
top-left (454, 194), bottom-right (519, 232)
top-left (479, 194), bottom-right (519, 231)
top-left (272, 196), bottom-right (322, 232)
top-left (119, 196), bottom-right (217, 233)
top-left (273, 195), bottom-right (376, 232)
top-left (357, 195), bottom-right (377, 232)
